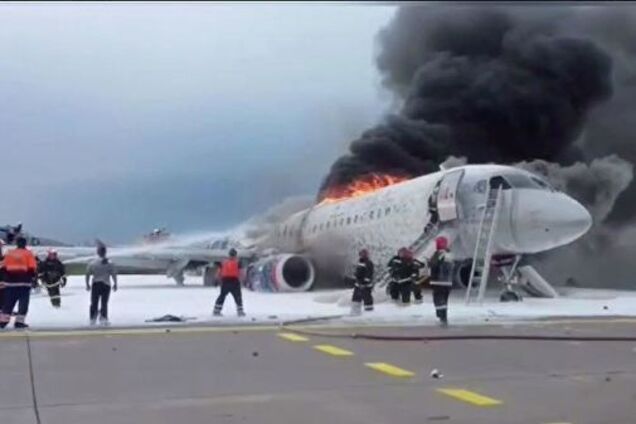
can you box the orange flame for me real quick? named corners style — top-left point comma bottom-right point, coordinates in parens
top-left (318, 173), bottom-right (409, 205)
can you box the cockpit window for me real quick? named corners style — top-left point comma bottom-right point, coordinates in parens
top-left (498, 173), bottom-right (555, 191)
top-left (502, 173), bottom-right (538, 189)
top-left (489, 176), bottom-right (512, 190)
top-left (531, 176), bottom-right (555, 191)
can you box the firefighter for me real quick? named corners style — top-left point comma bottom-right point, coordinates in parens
top-left (38, 250), bottom-right (67, 308)
top-left (387, 247), bottom-right (413, 305)
top-left (350, 249), bottom-right (375, 315)
top-left (85, 245), bottom-right (118, 326)
top-left (0, 236), bottom-right (37, 329)
top-left (213, 248), bottom-right (245, 317)
top-left (407, 250), bottom-right (428, 305)
top-left (429, 236), bottom-right (453, 326)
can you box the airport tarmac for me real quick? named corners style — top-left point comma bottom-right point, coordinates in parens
top-left (2, 319), bottom-right (636, 424)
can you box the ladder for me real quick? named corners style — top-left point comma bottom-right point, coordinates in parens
top-left (375, 221), bottom-right (440, 292)
top-left (464, 185), bottom-right (503, 305)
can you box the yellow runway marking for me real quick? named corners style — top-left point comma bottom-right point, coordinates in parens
top-left (437, 388), bottom-right (502, 407)
top-left (313, 344), bottom-right (353, 357)
top-left (277, 332), bottom-right (309, 342)
top-left (365, 362), bottom-right (415, 378)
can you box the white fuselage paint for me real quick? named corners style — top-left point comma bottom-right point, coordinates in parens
top-left (265, 164), bottom-right (592, 272)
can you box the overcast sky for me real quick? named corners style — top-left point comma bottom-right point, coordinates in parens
top-left (0, 2), bottom-right (395, 243)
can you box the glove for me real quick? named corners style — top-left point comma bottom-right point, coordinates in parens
top-left (61, 276), bottom-right (67, 287)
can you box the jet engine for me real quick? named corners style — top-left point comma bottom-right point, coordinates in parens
top-left (245, 254), bottom-right (315, 292)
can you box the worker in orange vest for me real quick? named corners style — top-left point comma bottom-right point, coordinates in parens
top-left (0, 237), bottom-right (37, 329)
top-left (213, 248), bottom-right (245, 317)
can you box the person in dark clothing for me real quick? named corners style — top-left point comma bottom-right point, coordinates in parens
top-left (387, 247), bottom-right (414, 305)
top-left (38, 250), bottom-right (67, 308)
top-left (85, 245), bottom-right (117, 326)
top-left (350, 249), bottom-right (375, 315)
top-left (0, 236), bottom-right (37, 329)
top-left (407, 250), bottom-right (428, 305)
top-left (213, 248), bottom-right (245, 317)
top-left (429, 236), bottom-right (454, 326)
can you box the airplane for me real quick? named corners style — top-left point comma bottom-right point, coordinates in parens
top-left (60, 163), bottom-right (592, 300)
top-left (242, 164), bottom-right (592, 299)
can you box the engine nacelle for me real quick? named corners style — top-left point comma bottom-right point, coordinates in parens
top-left (245, 254), bottom-right (315, 292)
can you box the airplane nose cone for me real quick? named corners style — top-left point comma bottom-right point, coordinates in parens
top-left (512, 191), bottom-right (593, 253)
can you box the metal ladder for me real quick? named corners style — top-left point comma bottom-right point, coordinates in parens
top-left (464, 185), bottom-right (503, 305)
top-left (375, 221), bottom-right (440, 292)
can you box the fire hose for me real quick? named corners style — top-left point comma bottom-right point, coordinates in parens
top-left (280, 315), bottom-right (636, 342)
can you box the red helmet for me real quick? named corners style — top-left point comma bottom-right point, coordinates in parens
top-left (359, 249), bottom-right (369, 258)
top-left (403, 248), bottom-right (413, 259)
top-left (398, 247), bottom-right (408, 256)
top-left (435, 236), bottom-right (449, 251)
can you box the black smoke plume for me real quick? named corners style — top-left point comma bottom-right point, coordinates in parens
top-left (318, 5), bottom-right (636, 287)
top-left (319, 6), bottom-right (615, 197)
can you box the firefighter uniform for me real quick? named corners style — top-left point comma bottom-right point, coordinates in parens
top-left (429, 242), bottom-right (453, 325)
top-left (387, 253), bottom-right (414, 304)
top-left (214, 251), bottom-right (245, 317)
top-left (38, 256), bottom-right (66, 308)
top-left (0, 242), bottom-right (37, 329)
top-left (411, 258), bottom-right (429, 304)
top-left (351, 255), bottom-right (374, 315)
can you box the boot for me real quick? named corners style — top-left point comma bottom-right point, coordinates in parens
top-left (0, 322), bottom-right (8, 329)
top-left (237, 307), bottom-right (246, 317)
top-left (350, 302), bottom-right (362, 316)
top-left (14, 322), bottom-right (29, 329)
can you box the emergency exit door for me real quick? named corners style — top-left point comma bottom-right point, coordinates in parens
top-left (437, 169), bottom-right (464, 222)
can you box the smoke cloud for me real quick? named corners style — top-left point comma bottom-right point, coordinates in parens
top-left (319, 5), bottom-right (636, 287)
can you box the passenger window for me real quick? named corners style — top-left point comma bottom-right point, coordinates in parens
top-left (319, 223), bottom-right (323, 231)
top-left (326, 221), bottom-right (330, 229)
top-left (377, 209), bottom-right (382, 218)
top-left (385, 207), bottom-right (391, 215)
top-left (346, 217), bottom-right (351, 225)
top-left (340, 218), bottom-right (344, 226)
top-left (474, 180), bottom-right (487, 194)
top-left (354, 215), bottom-right (358, 223)
top-left (369, 211), bottom-right (374, 219)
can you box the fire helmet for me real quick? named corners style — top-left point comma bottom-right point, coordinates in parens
top-left (435, 236), bottom-right (449, 251)
top-left (229, 248), bottom-right (238, 257)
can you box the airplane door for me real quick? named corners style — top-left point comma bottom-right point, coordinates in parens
top-left (437, 169), bottom-right (464, 222)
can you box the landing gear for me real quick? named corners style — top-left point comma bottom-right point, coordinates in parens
top-left (498, 255), bottom-right (522, 303)
top-left (499, 289), bottom-right (522, 302)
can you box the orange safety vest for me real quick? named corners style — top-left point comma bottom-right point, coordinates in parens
top-left (220, 258), bottom-right (240, 279)
top-left (3, 248), bottom-right (36, 273)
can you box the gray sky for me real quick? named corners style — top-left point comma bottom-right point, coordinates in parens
top-left (0, 2), bottom-right (395, 243)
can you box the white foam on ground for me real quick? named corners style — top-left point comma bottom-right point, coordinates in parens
top-left (17, 275), bottom-right (636, 330)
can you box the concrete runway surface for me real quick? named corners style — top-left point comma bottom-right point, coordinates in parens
top-left (3, 319), bottom-right (636, 424)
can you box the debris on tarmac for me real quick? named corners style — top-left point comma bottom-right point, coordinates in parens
top-left (430, 369), bottom-right (443, 379)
